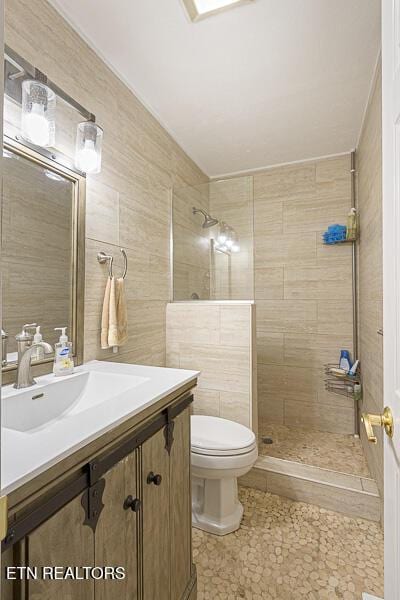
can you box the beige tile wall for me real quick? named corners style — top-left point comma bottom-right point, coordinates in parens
top-left (166, 302), bottom-right (257, 431)
top-left (356, 63), bottom-right (383, 496)
top-left (172, 182), bottom-right (211, 301)
top-left (253, 156), bottom-right (355, 433)
top-left (209, 177), bottom-right (254, 300)
top-left (5, 0), bottom-right (207, 366)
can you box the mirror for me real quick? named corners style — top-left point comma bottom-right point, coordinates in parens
top-left (1, 137), bottom-right (85, 375)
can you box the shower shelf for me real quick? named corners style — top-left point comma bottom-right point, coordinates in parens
top-left (324, 363), bottom-right (361, 399)
top-left (322, 237), bottom-right (357, 245)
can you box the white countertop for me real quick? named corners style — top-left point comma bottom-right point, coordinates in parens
top-left (1, 361), bottom-right (198, 496)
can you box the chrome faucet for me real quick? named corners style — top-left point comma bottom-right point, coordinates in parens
top-left (14, 342), bottom-right (53, 389)
top-left (15, 323), bottom-right (37, 364)
top-left (14, 324), bottom-right (53, 389)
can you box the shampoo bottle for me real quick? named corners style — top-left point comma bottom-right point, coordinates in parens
top-left (339, 349), bottom-right (352, 372)
top-left (346, 208), bottom-right (357, 240)
top-left (53, 327), bottom-right (74, 376)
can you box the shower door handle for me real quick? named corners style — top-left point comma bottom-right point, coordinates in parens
top-left (361, 407), bottom-right (394, 443)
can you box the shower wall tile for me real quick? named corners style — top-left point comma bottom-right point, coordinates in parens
top-left (284, 261), bottom-right (353, 300)
top-left (255, 267), bottom-right (284, 300)
top-left (167, 303), bottom-right (220, 345)
top-left (254, 155), bottom-right (354, 434)
top-left (209, 177), bottom-right (254, 300)
top-left (282, 333), bottom-right (353, 370)
top-left (6, 0), bottom-right (208, 367)
top-left (357, 63), bottom-right (384, 500)
top-left (172, 182), bottom-right (212, 300)
top-left (254, 164), bottom-right (315, 199)
top-left (255, 232), bottom-right (317, 266)
top-left (166, 302), bottom-right (257, 430)
top-left (256, 300), bottom-right (318, 334)
top-left (284, 400), bottom-right (355, 435)
top-left (256, 331), bottom-right (285, 365)
top-left (179, 344), bottom-right (250, 394)
top-left (254, 199), bottom-right (284, 234)
top-left (283, 194), bottom-right (350, 234)
top-left (317, 300), bottom-right (353, 335)
top-left (173, 265), bottom-right (210, 301)
top-left (220, 305), bottom-right (251, 346)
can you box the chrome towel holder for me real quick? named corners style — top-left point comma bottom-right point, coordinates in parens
top-left (97, 248), bottom-right (128, 279)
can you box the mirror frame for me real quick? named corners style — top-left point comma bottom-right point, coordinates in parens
top-left (2, 136), bottom-right (86, 382)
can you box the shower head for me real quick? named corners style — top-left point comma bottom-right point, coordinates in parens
top-left (192, 207), bottom-right (219, 228)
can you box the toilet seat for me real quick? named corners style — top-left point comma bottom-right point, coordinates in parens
top-left (191, 415), bottom-right (256, 456)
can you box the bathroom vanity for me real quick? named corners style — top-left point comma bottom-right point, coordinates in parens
top-left (1, 361), bottom-right (198, 600)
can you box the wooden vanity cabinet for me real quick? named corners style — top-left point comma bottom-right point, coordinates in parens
top-left (2, 394), bottom-right (196, 600)
top-left (95, 450), bottom-right (139, 600)
top-left (141, 408), bottom-right (192, 600)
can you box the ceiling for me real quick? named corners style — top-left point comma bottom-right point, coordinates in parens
top-left (48, 0), bottom-right (381, 177)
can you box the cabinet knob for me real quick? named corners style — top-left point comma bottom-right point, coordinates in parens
top-left (147, 471), bottom-right (162, 486)
top-left (123, 495), bottom-right (141, 512)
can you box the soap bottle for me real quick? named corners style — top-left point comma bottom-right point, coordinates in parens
top-left (346, 208), bottom-right (357, 240)
top-left (31, 326), bottom-right (44, 361)
top-left (53, 327), bottom-right (74, 376)
top-left (339, 349), bottom-right (352, 372)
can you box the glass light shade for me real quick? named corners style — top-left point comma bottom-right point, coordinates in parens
top-left (225, 227), bottom-right (236, 248)
top-left (75, 121), bottom-right (103, 174)
top-left (231, 243), bottom-right (240, 253)
top-left (217, 223), bottom-right (228, 244)
top-left (21, 80), bottom-right (56, 147)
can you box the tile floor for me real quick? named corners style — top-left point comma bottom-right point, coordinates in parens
top-left (258, 423), bottom-right (371, 478)
top-left (194, 487), bottom-right (383, 600)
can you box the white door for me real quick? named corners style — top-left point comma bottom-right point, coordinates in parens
top-left (383, 1), bottom-right (400, 598)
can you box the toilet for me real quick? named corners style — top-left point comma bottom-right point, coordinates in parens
top-left (191, 415), bottom-right (258, 536)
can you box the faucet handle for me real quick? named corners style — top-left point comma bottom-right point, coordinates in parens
top-left (15, 323), bottom-right (37, 342)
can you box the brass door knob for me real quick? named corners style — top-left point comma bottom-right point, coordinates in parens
top-left (361, 406), bottom-right (394, 443)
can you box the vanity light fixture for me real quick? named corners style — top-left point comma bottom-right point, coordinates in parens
top-left (75, 120), bottom-right (103, 174)
top-left (5, 46), bottom-right (104, 175)
top-left (21, 79), bottom-right (56, 147)
top-left (214, 224), bottom-right (240, 255)
top-left (182, 0), bottom-right (253, 21)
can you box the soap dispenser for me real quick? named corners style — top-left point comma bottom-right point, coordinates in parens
top-left (31, 326), bottom-right (44, 361)
top-left (53, 327), bottom-right (74, 376)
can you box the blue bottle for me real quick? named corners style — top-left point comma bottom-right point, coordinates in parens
top-left (339, 350), bottom-right (352, 372)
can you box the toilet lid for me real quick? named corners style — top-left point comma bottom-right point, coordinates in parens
top-left (191, 415), bottom-right (256, 456)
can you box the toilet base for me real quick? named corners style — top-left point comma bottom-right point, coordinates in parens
top-left (192, 475), bottom-right (244, 536)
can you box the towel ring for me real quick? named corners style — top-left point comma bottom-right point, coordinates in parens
top-left (97, 248), bottom-right (128, 279)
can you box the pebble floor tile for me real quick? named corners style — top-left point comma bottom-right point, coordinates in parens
top-left (258, 423), bottom-right (371, 478)
top-left (193, 487), bottom-right (383, 600)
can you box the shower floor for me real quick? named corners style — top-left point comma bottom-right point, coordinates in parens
top-left (258, 422), bottom-right (371, 478)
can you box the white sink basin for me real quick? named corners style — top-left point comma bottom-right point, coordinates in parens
top-left (2, 370), bottom-right (149, 433)
top-left (2, 360), bottom-right (199, 496)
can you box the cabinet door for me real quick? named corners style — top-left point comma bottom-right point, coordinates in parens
top-left (95, 450), bottom-right (139, 600)
top-left (170, 407), bottom-right (192, 600)
top-left (141, 426), bottom-right (170, 600)
top-left (25, 494), bottom-right (95, 600)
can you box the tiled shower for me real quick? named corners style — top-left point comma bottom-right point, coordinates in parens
top-left (168, 65), bottom-right (383, 519)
